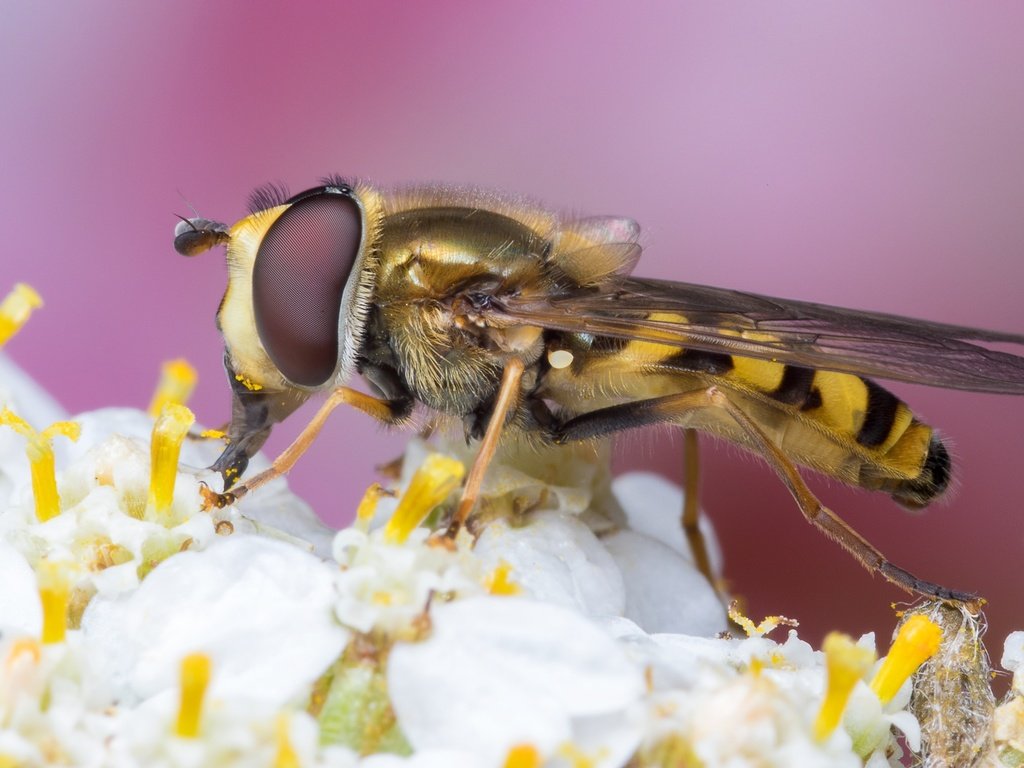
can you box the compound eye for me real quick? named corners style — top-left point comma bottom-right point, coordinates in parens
top-left (252, 191), bottom-right (362, 387)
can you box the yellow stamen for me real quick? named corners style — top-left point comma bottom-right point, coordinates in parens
top-left (0, 410), bottom-right (80, 522)
top-left (503, 744), bottom-right (542, 768)
top-left (175, 652), bottom-right (212, 738)
top-left (0, 283), bottom-right (43, 347)
top-left (484, 560), bottom-right (522, 596)
top-left (38, 561), bottom-right (71, 644)
top-left (147, 403), bottom-right (195, 516)
top-left (383, 454), bottom-right (465, 544)
top-left (274, 713), bottom-right (301, 768)
top-left (200, 429), bottom-right (227, 440)
top-left (147, 359), bottom-right (198, 418)
top-left (813, 632), bottom-right (877, 741)
top-left (728, 600), bottom-right (798, 637)
top-left (871, 614), bottom-right (942, 703)
top-left (354, 482), bottom-right (391, 533)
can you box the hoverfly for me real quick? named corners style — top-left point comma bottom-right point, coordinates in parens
top-left (176, 177), bottom-right (1024, 602)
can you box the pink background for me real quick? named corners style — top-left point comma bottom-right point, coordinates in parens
top-left (3, 3), bottom-right (1024, 653)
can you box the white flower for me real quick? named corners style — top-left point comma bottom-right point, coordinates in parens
top-left (601, 528), bottom-right (726, 636)
top-left (332, 527), bottom-right (484, 635)
top-left (611, 471), bottom-right (723, 573)
top-left (81, 535), bottom-right (349, 707)
top-left (387, 596), bottom-right (645, 767)
top-left (360, 750), bottom-right (485, 768)
top-left (473, 510), bottom-right (625, 617)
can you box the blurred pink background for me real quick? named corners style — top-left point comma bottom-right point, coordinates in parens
top-left (3, 3), bottom-right (1024, 655)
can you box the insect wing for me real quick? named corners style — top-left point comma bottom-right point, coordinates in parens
top-left (497, 277), bottom-right (1024, 394)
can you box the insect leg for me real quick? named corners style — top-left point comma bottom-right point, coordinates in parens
top-left (556, 387), bottom-right (976, 603)
top-left (202, 387), bottom-right (409, 509)
top-left (682, 429), bottom-right (718, 593)
top-left (444, 358), bottom-right (526, 539)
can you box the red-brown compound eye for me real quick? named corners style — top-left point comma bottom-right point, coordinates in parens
top-left (252, 191), bottom-right (362, 387)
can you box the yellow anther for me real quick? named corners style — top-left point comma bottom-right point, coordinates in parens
top-left (37, 561), bottom-right (71, 644)
top-left (871, 614), bottom-right (942, 704)
top-left (147, 403), bottom-right (195, 516)
top-left (813, 632), bottom-right (877, 741)
top-left (0, 283), bottom-right (43, 347)
top-left (354, 482), bottom-right (392, 533)
top-left (199, 429), bottom-right (227, 440)
top-left (0, 409), bottom-right (80, 522)
top-left (383, 454), bottom-right (465, 544)
top-left (175, 652), bottom-right (212, 738)
top-left (5, 638), bottom-right (41, 669)
top-left (485, 560), bottom-right (522, 596)
top-left (274, 713), bottom-right (301, 768)
top-left (728, 600), bottom-right (799, 638)
top-left (503, 744), bottom-right (542, 768)
top-left (147, 359), bottom-right (198, 418)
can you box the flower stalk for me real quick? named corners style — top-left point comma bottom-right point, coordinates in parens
top-left (147, 358), bottom-right (198, 418)
top-left (147, 403), bottom-right (195, 516)
top-left (0, 282), bottom-right (43, 347)
top-left (0, 409), bottom-right (80, 522)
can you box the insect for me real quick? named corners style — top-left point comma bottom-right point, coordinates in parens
top-left (176, 177), bottom-right (1024, 602)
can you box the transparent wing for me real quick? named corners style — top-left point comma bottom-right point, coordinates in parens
top-left (495, 276), bottom-right (1024, 394)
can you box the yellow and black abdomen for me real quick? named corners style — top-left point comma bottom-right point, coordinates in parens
top-left (541, 329), bottom-right (951, 509)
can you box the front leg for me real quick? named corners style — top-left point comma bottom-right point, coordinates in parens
top-left (204, 385), bottom-right (412, 510)
top-left (443, 358), bottom-right (526, 538)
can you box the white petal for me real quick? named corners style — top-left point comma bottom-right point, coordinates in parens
top-left (1002, 630), bottom-right (1024, 672)
top-left (0, 539), bottom-right (41, 636)
top-left (81, 535), bottom-right (348, 706)
top-left (612, 471), bottom-right (723, 575)
top-left (474, 511), bottom-right (625, 617)
top-left (361, 750), bottom-right (488, 768)
top-left (887, 709), bottom-right (921, 752)
top-left (601, 528), bottom-right (727, 636)
top-left (237, 486), bottom-right (336, 558)
top-left (388, 597), bottom-right (644, 762)
top-left (571, 708), bottom-right (644, 768)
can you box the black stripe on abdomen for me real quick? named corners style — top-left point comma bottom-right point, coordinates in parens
top-left (659, 348), bottom-right (734, 375)
top-left (857, 379), bottom-right (901, 447)
top-left (769, 365), bottom-right (817, 408)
